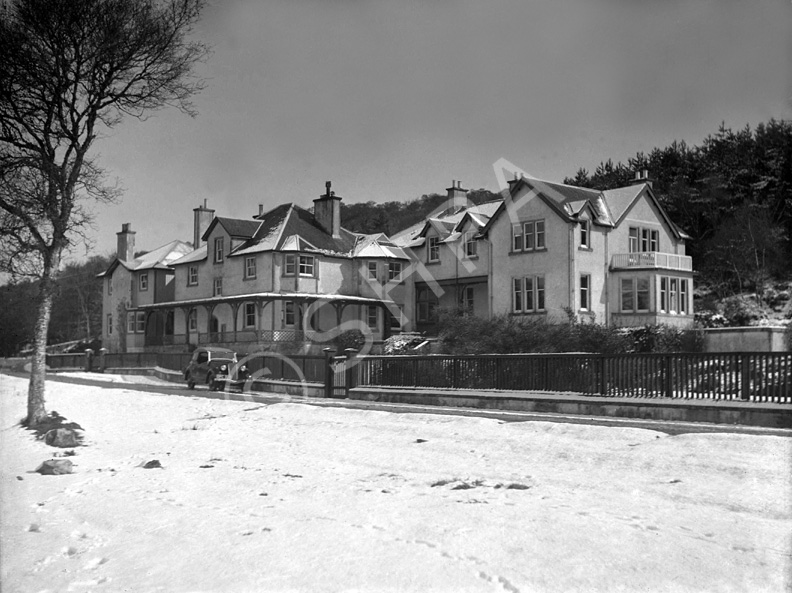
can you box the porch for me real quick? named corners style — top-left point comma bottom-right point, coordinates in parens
top-left (126, 292), bottom-right (401, 354)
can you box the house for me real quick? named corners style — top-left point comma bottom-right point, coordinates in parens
top-left (98, 224), bottom-right (193, 352)
top-left (100, 184), bottom-right (412, 353)
top-left (393, 172), bottom-right (694, 332)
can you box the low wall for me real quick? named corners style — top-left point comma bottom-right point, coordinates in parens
top-left (349, 387), bottom-right (792, 429)
top-left (704, 327), bottom-right (788, 353)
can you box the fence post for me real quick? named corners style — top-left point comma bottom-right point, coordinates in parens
top-left (664, 355), bottom-right (673, 399)
top-left (84, 349), bottom-right (94, 372)
top-left (97, 348), bottom-right (107, 373)
top-left (323, 347), bottom-right (335, 399)
top-left (599, 356), bottom-right (607, 396)
top-left (741, 355), bottom-right (751, 401)
top-left (344, 348), bottom-right (357, 398)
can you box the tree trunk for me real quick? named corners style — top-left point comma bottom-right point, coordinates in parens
top-left (27, 266), bottom-right (57, 427)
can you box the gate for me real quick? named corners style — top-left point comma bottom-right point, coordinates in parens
top-left (324, 348), bottom-right (357, 399)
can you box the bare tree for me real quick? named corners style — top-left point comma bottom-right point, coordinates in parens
top-left (0, 0), bottom-right (209, 427)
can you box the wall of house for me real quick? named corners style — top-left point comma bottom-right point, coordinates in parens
top-left (223, 252), bottom-right (274, 295)
top-left (610, 189), bottom-right (685, 256)
top-left (102, 267), bottom-right (133, 352)
top-left (572, 213), bottom-right (609, 323)
top-left (489, 190), bottom-right (573, 322)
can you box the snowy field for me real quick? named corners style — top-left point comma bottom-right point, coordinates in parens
top-left (1, 374), bottom-right (791, 593)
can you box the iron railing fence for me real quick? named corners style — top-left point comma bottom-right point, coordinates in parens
top-left (355, 352), bottom-right (792, 403)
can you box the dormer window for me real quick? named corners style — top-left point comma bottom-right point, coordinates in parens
top-left (427, 236), bottom-right (440, 263)
top-left (464, 231), bottom-right (478, 258)
top-left (214, 237), bottom-right (224, 263)
top-left (580, 219), bottom-right (590, 249)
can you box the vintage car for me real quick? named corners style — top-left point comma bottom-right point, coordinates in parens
top-left (184, 347), bottom-right (249, 391)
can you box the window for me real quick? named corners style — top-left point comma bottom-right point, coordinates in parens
top-left (244, 256), bottom-right (256, 279)
top-left (187, 266), bottom-right (198, 286)
top-left (136, 311), bottom-right (146, 333)
top-left (512, 220), bottom-right (546, 252)
top-left (139, 272), bottom-right (148, 291)
top-left (285, 253), bottom-right (296, 275)
top-left (512, 275), bottom-right (545, 312)
top-left (284, 301), bottom-right (296, 327)
top-left (298, 255), bottom-right (314, 276)
top-left (621, 277), bottom-right (650, 312)
top-left (427, 236), bottom-right (440, 262)
top-left (387, 261), bottom-right (403, 282)
top-left (367, 305), bottom-right (378, 329)
top-left (464, 232), bottom-right (478, 258)
top-left (679, 278), bottom-right (689, 314)
top-left (460, 286), bottom-right (474, 311)
top-left (244, 302), bottom-right (256, 328)
top-left (213, 278), bottom-right (222, 296)
top-left (580, 220), bottom-right (590, 249)
top-left (107, 314), bottom-right (112, 335)
top-left (629, 226), bottom-right (659, 252)
top-left (416, 287), bottom-right (439, 322)
top-left (512, 278), bottom-right (523, 312)
top-left (367, 261), bottom-right (378, 281)
top-left (389, 307), bottom-right (403, 330)
top-left (214, 237), bottom-right (224, 263)
top-left (188, 309), bottom-right (197, 332)
top-left (660, 276), bottom-right (689, 314)
top-left (107, 278), bottom-right (112, 295)
top-left (580, 274), bottom-right (590, 310)
top-left (285, 254), bottom-right (315, 276)
top-left (127, 312), bottom-right (136, 333)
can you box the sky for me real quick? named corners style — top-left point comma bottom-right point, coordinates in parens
top-left (83, 0), bottom-right (792, 261)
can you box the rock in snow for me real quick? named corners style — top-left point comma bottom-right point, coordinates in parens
top-left (35, 459), bottom-right (74, 475)
top-left (44, 428), bottom-right (81, 448)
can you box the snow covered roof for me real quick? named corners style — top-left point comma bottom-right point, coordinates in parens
top-left (138, 291), bottom-right (396, 310)
top-left (99, 240), bottom-right (193, 276)
top-left (170, 244), bottom-right (208, 267)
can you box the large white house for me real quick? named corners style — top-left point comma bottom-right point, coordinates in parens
top-left (100, 172), bottom-right (694, 353)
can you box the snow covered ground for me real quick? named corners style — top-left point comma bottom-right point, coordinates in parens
top-left (1, 374), bottom-right (790, 593)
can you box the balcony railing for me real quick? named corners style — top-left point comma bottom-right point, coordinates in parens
top-left (610, 252), bottom-right (692, 272)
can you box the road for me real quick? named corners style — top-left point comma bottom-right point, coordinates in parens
top-left (4, 370), bottom-right (791, 438)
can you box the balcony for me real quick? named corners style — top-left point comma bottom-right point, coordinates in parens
top-left (610, 252), bottom-right (692, 272)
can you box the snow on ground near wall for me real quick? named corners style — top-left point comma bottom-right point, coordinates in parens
top-left (1, 375), bottom-right (790, 593)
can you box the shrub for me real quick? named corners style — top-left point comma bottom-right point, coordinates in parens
top-left (383, 334), bottom-right (425, 355)
top-left (334, 330), bottom-right (366, 352)
top-left (437, 309), bottom-right (703, 354)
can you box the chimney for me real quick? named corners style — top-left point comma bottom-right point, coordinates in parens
top-left (630, 169), bottom-right (653, 190)
top-left (446, 179), bottom-right (468, 201)
top-left (258, 204), bottom-right (264, 217)
top-left (116, 223), bottom-right (136, 262)
top-left (193, 199), bottom-right (215, 248)
top-left (313, 181), bottom-right (342, 239)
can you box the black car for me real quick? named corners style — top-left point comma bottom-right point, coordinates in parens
top-left (184, 347), bottom-right (249, 391)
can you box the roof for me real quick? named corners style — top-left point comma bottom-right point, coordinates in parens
top-left (202, 216), bottom-right (262, 241)
top-left (99, 240), bottom-right (193, 277)
top-left (230, 203), bottom-right (360, 258)
top-left (137, 291), bottom-right (396, 310)
top-left (171, 244), bottom-right (208, 266)
top-left (352, 234), bottom-right (410, 260)
top-left (391, 199), bottom-right (505, 248)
